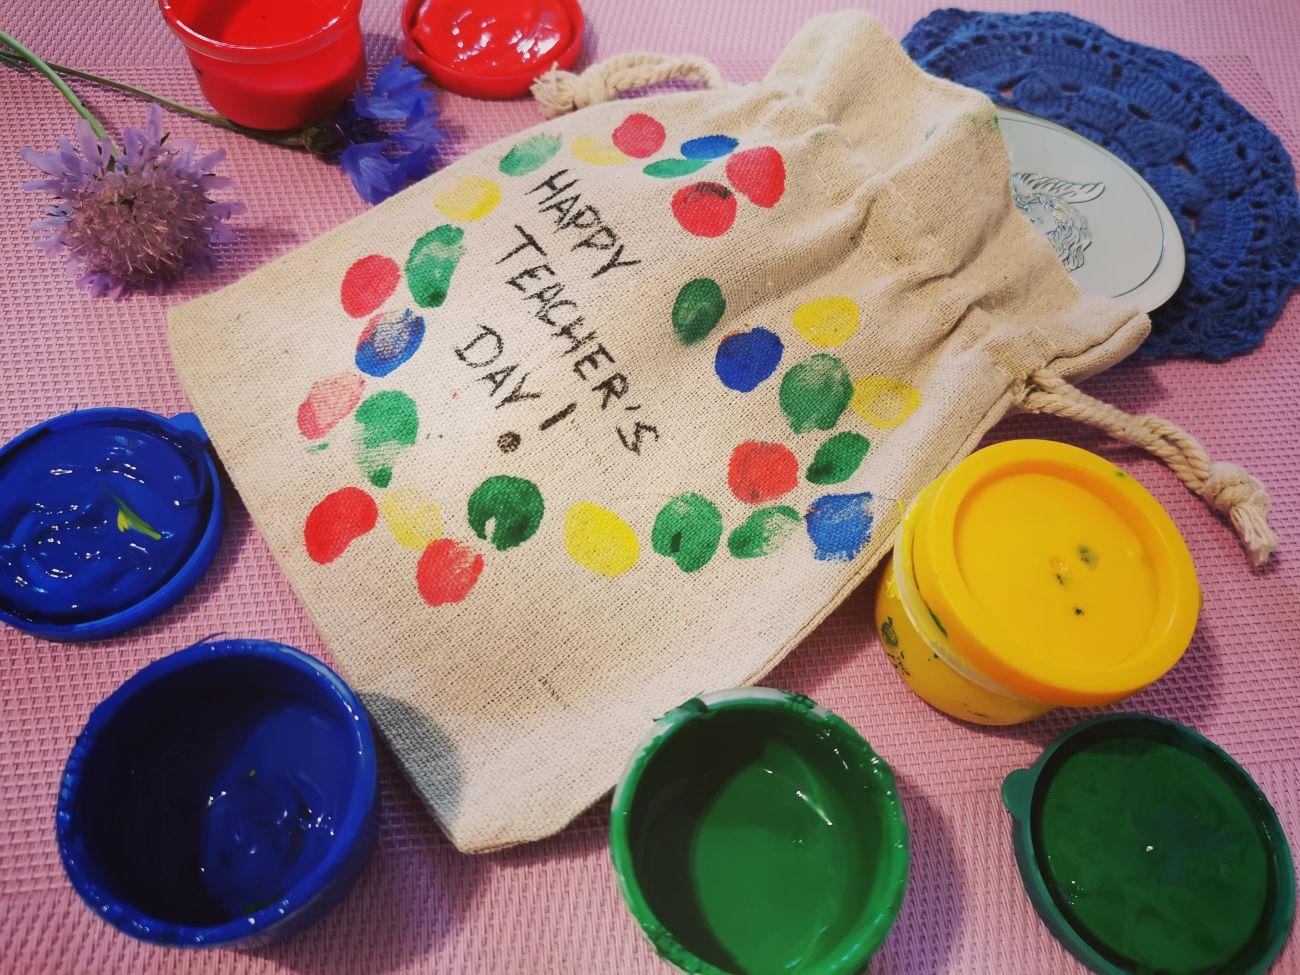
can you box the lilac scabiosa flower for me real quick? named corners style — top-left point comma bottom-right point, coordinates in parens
top-left (21, 103), bottom-right (243, 298)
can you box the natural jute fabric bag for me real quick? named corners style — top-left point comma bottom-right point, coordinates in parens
top-left (169, 12), bottom-right (1277, 852)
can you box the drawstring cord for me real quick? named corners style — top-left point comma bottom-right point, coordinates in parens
top-left (531, 53), bottom-right (727, 118)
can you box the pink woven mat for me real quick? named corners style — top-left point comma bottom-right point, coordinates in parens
top-left (2, 1), bottom-right (1297, 972)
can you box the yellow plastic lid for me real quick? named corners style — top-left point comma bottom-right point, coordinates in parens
top-left (911, 440), bottom-right (1200, 706)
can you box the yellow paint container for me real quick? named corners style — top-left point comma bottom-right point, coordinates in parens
top-left (874, 440), bottom-right (1200, 725)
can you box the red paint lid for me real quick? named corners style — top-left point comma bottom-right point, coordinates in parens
top-left (399, 0), bottom-right (584, 100)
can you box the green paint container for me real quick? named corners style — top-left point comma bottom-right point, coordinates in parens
top-left (1002, 713), bottom-right (1295, 974)
top-left (610, 689), bottom-right (909, 975)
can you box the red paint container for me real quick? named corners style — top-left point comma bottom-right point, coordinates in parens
top-left (159, 0), bottom-right (366, 131)
top-left (399, 0), bottom-right (584, 100)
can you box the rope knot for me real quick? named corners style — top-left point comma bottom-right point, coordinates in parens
top-left (531, 65), bottom-right (610, 118)
top-left (1201, 461), bottom-right (1270, 515)
top-left (530, 53), bottom-right (728, 118)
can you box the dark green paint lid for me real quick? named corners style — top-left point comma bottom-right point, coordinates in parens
top-left (1002, 714), bottom-right (1295, 974)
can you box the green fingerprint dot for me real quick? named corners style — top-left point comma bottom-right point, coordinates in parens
top-left (467, 475), bottom-right (544, 551)
top-left (652, 493), bottom-right (723, 572)
top-left (728, 506), bottom-right (801, 559)
top-left (406, 224), bottom-right (466, 308)
top-left (672, 278), bottom-right (726, 345)
top-left (353, 390), bottom-right (418, 488)
top-left (643, 157), bottom-right (711, 178)
top-left (779, 354), bottom-right (853, 433)
top-left (807, 431), bottom-right (871, 484)
top-left (499, 134), bottom-right (562, 176)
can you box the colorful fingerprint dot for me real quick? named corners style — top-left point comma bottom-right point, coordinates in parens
top-left (728, 506), bottom-right (801, 559)
top-left (466, 475), bottom-right (544, 551)
top-left (570, 135), bottom-right (629, 166)
top-left (433, 175), bottom-right (502, 222)
top-left (380, 485), bottom-right (442, 550)
top-left (406, 224), bottom-right (466, 308)
top-left (499, 134), bottom-right (562, 176)
top-left (851, 375), bottom-right (921, 429)
top-left (792, 296), bottom-right (861, 347)
top-left (298, 373), bottom-right (365, 440)
top-left (612, 113), bottom-right (666, 158)
top-left (305, 487), bottom-right (377, 564)
top-left (681, 135), bottom-right (738, 159)
top-left (805, 492), bottom-right (874, 561)
top-left (353, 390), bottom-right (419, 488)
top-left (672, 182), bottom-right (737, 237)
top-left (355, 309), bottom-right (425, 377)
top-left (651, 493), bottom-right (723, 573)
top-left (643, 157), bottom-right (710, 178)
top-left (715, 327), bottom-right (783, 391)
top-left (807, 431), bottom-right (871, 484)
top-left (672, 278), bottom-right (726, 345)
top-left (417, 538), bottom-right (484, 606)
top-left (563, 502), bottom-right (639, 576)
top-left (725, 147), bottom-right (785, 207)
top-left (728, 441), bottom-right (799, 504)
top-left (340, 255), bottom-right (400, 318)
top-left (779, 354), bottom-right (854, 433)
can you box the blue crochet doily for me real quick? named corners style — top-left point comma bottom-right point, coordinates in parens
top-left (904, 9), bottom-right (1300, 360)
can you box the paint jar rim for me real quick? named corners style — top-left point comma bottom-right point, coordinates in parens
top-left (609, 688), bottom-right (910, 975)
top-left (1001, 712), bottom-right (1296, 974)
top-left (158, 0), bottom-right (363, 64)
top-left (55, 638), bottom-right (380, 947)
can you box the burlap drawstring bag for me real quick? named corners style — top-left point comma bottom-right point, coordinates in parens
top-left (169, 12), bottom-right (1276, 852)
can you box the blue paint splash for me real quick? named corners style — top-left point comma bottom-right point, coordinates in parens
top-left (805, 492), bottom-right (873, 561)
top-left (356, 309), bottom-right (425, 378)
top-left (715, 328), bottom-right (784, 392)
top-left (680, 135), bottom-right (739, 159)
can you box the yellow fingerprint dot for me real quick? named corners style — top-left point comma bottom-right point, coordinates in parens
top-left (433, 175), bottom-right (502, 221)
top-left (381, 485), bottom-right (442, 550)
top-left (792, 296), bottom-right (861, 347)
top-left (570, 135), bottom-right (629, 166)
top-left (851, 376), bottom-right (921, 429)
top-left (563, 502), bottom-right (640, 577)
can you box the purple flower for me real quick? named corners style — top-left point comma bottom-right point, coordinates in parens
top-left (20, 104), bottom-right (243, 298)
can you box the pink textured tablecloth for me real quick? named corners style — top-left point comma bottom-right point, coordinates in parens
top-left (2, 2), bottom-right (1297, 972)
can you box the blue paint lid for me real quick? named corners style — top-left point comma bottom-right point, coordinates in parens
top-left (0, 408), bottom-right (223, 642)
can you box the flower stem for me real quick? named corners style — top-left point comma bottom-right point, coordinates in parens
top-left (0, 31), bottom-right (109, 142)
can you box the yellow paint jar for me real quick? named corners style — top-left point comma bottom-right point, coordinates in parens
top-left (874, 440), bottom-right (1200, 725)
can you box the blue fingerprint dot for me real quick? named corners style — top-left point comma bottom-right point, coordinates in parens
top-left (805, 492), bottom-right (874, 562)
top-left (715, 328), bottom-right (784, 392)
top-left (680, 135), bottom-right (739, 159)
top-left (356, 309), bottom-right (425, 377)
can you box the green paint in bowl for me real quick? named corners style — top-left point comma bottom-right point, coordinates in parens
top-left (1002, 713), bottom-right (1295, 975)
top-left (610, 689), bottom-right (909, 975)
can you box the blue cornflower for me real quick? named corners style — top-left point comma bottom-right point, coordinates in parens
top-left (354, 56), bottom-right (437, 121)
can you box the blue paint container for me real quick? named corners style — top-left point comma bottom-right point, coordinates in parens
top-left (56, 639), bottom-right (379, 947)
top-left (0, 408), bottom-right (223, 642)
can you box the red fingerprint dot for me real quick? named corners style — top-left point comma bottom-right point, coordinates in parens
top-left (305, 487), bottom-right (378, 564)
top-left (612, 113), bottom-right (666, 158)
top-left (725, 146), bottom-right (786, 208)
top-left (341, 255), bottom-right (401, 318)
top-left (672, 182), bottom-right (737, 238)
top-left (728, 441), bottom-right (799, 504)
top-left (417, 539), bottom-right (484, 606)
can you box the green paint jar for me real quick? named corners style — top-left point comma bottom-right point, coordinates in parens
top-left (1002, 713), bottom-right (1295, 974)
top-left (610, 689), bottom-right (909, 975)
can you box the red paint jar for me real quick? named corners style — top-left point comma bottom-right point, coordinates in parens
top-left (159, 0), bottom-right (366, 131)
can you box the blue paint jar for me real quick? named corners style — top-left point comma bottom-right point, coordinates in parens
top-left (0, 408), bottom-right (223, 641)
top-left (56, 639), bottom-right (379, 947)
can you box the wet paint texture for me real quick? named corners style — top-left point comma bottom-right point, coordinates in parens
top-left (305, 487), bottom-right (377, 564)
top-left (499, 134), bottom-right (562, 176)
top-left (725, 147), bottom-right (785, 207)
top-left (807, 432), bottom-right (871, 484)
top-left (432, 175), bottom-right (502, 222)
top-left (792, 296), bottom-right (860, 347)
top-left (779, 354), bottom-right (853, 433)
top-left (805, 492), bottom-right (873, 561)
top-left (380, 486), bottom-right (441, 550)
top-left (466, 475), bottom-right (544, 551)
top-left (728, 442), bottom-right (798, 504)
top-left (680, 135), bottom-right (738, 159)
top-left (612, 114), bottom-right (666, 158)
top-left (340, 255), bottom-right (400, 318)
top-left (354, 309), bottom-right (425, 377)
top-left (626, 707), bottom-right (900, 975)
top-left (714, 328), bottom-right (783, 392)
top-left (672, 278), bottom-right (726, 345)
top-left (728, 506), bottom-right (800, 559)
top-left (851, 376), bottom-right (920, 429)
top-left (297, 374), bottom-right (365, 440)
top-left (416, 538), bottom-right (483, 605)
top-left (564, 502), bottom-right (639, 576)
top-left (652, 493), bottom-right (723, 573)
top-left (405, 225), bottom-right (465, 308)
top-left (1038, 736), bottom-right (1272, 973)
top-left (352, 391), bottom-right (418, 488)
top-left (672, 183), bottom-right (737, 237)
